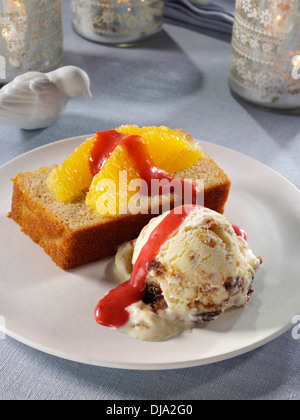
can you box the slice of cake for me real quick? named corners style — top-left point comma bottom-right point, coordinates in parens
top-left (9, 126), bottom-right (231, 269)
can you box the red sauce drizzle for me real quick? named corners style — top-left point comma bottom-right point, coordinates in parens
top-left (89, 130), bottom-right (127, 176)
top-left (94, 204), bottom-right (200, 328)
top-left (89, 129), bottom-right (201, 202)
top-left (121, 135), bottom-right (201, 202)
top-left (232, 225), bottom-right (247, 241)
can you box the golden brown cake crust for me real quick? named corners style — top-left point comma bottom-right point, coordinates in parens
top-left (9, 133), bottom-right (231, 270)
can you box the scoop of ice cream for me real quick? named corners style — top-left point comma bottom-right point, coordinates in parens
top-left (116, 207), bottom-right (262, 327)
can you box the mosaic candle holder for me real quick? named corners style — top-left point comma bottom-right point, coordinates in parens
top-left (71, 0), bottom-right (165, 46)
top-left (0, 0), bottom-right (63, 83)
top-left (229, 0), bottom-right (300, 109)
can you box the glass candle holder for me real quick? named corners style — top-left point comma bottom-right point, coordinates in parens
top-left (71, 0), bottom-right (165, 47)
top-left (229, 0), bottom-right (300, 110)
top-left (0, 0), bottom-right (63, 84)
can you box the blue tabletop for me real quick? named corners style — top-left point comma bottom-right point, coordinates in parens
top-left (0, 0), bottom-right (300, 400)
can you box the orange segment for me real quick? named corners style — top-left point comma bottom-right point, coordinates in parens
top-left (86, 145), bottom-right (140, 216)
top-left (86, 128), bottom-right (202, 217)
top-left (117, 125), bottom-right (202, 173)
top-left (46, 126), bottom-right (202, 217)
top-left (46, 136), bottom-right (95, 202)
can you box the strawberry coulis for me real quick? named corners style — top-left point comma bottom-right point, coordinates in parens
top-left (89, 130), bottom-right (128, 176)
top-left (89, 130), bottom-right (201, 202)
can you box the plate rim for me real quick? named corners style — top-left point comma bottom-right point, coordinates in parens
top-left (0, 319), bottom-right (293, 371)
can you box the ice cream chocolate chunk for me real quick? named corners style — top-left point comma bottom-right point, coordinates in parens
top-left (98, 205), bottom-right (262, 341)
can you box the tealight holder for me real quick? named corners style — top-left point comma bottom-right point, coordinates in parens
top-left (71, 0), bottom-right (165, 47)
top-left (0, 0), bottom-right (63, 84)
top-left (229, 0), bottom-right (300, 110)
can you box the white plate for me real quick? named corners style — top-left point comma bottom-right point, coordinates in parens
top-left (1, 136), bottom-right (300, 370)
